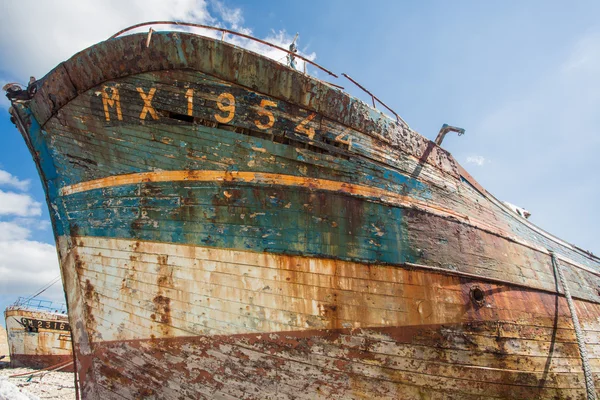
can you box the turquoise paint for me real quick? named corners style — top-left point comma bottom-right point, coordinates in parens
top-left (48, 117), bottom-right (431, 202)
top-left (15, 106), bottom-right (68, 237)
top-left (46, 70), bottom-right (431, 202)
top-left (10, 30), bottom-right (598, 294)
top-left (63, 181), bottom-right (418, 265)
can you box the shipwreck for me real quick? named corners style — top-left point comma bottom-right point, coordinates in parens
top-left (4, 22), bottom-right (600, 399)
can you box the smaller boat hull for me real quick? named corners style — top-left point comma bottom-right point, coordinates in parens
top-left (4, 307), bottom-right (74, 371)
top-left (9, 353), bottom-right (73, 370)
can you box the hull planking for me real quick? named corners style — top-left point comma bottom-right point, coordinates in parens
top-left (4, 307), bottom-right (73, 371)
top-left (6, 29), bottom-right (600, 399)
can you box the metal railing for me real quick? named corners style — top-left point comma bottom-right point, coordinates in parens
top-left (109, 21), bottom-right (338, 78)
top-left (8, 297), bottom-right (67, 314)
top-left (109, 22), bottom-right (409, 129)
top-left (341, 73), bottom-right (409, 128)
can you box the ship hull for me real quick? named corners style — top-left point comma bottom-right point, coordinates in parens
top-left (8, 30), bottom-right (600, 398)
top-left (65, 236), bottom-right (600, 399)
top-left (4, 308), bottom-right (73, 371)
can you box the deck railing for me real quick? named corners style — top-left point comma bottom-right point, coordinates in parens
top-left (109, 21), bottom-right (409, 129)
top-left (8, 297), bottom-right (67, 314)
top-left (109, 21), bottom-right (338, 78)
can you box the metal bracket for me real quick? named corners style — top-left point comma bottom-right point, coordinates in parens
top-left (435, 124), bottom-right (465, 146)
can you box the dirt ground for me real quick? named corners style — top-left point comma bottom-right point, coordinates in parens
top-left (0, 363), bottom-right (75, 400)
top-left (0, 326), bottom-right (76, 399)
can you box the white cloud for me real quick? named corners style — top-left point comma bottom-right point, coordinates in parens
top-left (0, 1), bottom-right (213, 82)
top-left (0, 239), bottom-right (63, 304)
top-left (0, 169), bottom-right (30, 191)
top-left (0, 175), bottom-right (62, 305)
top-left (0, 217), bottom-right (64, 319)
top-left (6, 217), bottom-right (51, 232)
top-left (0, 0), bottom-right (316, 86)
top-left (0, 190), bottom-right (42, 217)
top-left (212, 0), bottom-right (244, 29)
top-left (466, 155), bottom-right (487, 166)
top-left (0, 221), bottom-right (31, 241)
top-left (0, 218), bottom-right (63, 307)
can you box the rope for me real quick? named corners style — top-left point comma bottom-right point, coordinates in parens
top-left (8, 359), bottom-right (73, 378)
top-left (551, 251), bottom-right (597, 399)
top-left (25, 275), bottom-right (61, 301)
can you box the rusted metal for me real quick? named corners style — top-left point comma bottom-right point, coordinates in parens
top-left (341, 72), bottom-right (409, 128)
top-left (109, 21), bottom-right (339, 78)
top-left (434, 123), bottom-right (465, 146)
top-left (323, 80), bottom-right (344, 89)
top-left (5, 25), bottom-right (600, 399)
top-left (145, 28), bottom-right (153, 48)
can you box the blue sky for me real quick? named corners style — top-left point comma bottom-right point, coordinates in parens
top-left (0, 0), bottom-right (598, 322)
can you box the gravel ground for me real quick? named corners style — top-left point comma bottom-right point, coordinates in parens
top-left (0, 362), bottom-right (75, 400)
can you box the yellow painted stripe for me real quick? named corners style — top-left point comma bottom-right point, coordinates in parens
top-left (58, 170), bottom-right (598, 277)
top-left (60, 170), bottom-right (378, 197)
top-left (60, 169), bottom-right (483, 228)
top-left (61, 169), bottom-right (459, 215)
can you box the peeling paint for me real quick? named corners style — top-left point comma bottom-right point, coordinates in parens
top-left (5, 28), bottom-right (600, 399)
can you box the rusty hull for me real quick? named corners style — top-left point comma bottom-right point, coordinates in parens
top-left (6, 30), bottom-right (600, 399)
top-left (4, 308), bottom-right (74, 371)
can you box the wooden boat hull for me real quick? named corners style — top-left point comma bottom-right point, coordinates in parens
top-left (7, 30), bottom-right (600, 398)
top-left (4, 308), bottom-right (73, 371)
top-left (62, 236), bottom-right (599, 399)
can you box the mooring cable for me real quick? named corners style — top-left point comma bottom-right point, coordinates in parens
top-left (551, 251), bottom-right (597, 399)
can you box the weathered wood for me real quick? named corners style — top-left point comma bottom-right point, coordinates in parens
top-left (7, 29), bottom-right (600, 399)
top-left (4, 307), bottom-right (73, 371)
